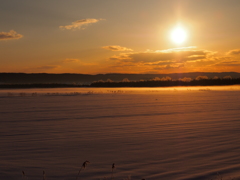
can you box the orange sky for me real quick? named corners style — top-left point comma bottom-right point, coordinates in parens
top-left (1, 0), bottom-right (240, 74)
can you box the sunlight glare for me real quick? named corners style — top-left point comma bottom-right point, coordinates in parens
top-left (170, 26), bottom-right (187, 44)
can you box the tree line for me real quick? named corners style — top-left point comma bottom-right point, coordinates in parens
top-left (1, 76), bottom-right (240, 88)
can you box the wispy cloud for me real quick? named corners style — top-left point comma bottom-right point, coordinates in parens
top-left (227, 49), bottom-right (240, 55)
top-left (61, 58), bottom-right (97, 66)
top-left (35, 65), bottom-right (60, 70)
top-left (59, 18), bottom-right (104, 30)
top-left (62, 58), bottom-right (80, 63)
top-left (102, 45), bottom-right (133, 51)
top-left (0, 30), bottom-right (23, 40)
top-left (109, 47), bottom-right (213, 63)
top-left (105, 47), bottom-right (226, 73)
top-left (215, 59), bottom-right (240, 66)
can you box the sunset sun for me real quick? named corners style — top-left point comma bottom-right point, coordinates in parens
top-left (170, 25), bottom-right (187, 44)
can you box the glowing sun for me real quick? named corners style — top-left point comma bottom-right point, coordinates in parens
top-left (170, 25), bottom-right (187, 44)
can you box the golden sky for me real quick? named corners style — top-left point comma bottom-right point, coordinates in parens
top-left (1, 0), bottom-right (240, 74)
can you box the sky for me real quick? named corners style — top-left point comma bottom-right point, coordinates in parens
top-left (1, 0), bottom-right (240, 74)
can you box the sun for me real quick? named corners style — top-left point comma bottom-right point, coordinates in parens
top-left (170, 25), bottom-right (187, 44)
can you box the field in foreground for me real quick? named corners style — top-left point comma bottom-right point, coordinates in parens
top-left (0, 86), bottom-right (240, 180)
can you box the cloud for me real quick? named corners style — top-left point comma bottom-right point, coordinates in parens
top-left (210, 56), bottom-right (240, 67)
top-left (104, 47), bottom-right (240, 73)
top-left (59, 18), bottom-right (104, 30)
top-left (102, 45), bottom-right (133, 51)
top-left (152, 64), bottom-right (185, 71)
top-left (35, 65), bottom-right (60, 70)
top-left (62, 58), bottom-right (80, 63)
top-left (59, 58), bottom-right (98, 67)
top-left (0, 30), bottom-right (23, 40)
top-left (227, 49), bottom-right (240, 55)
top-left (110, 47), bottom-right (212, 64)
top-left (105, 47), bottom-right (225, 73)
top-left (215, 60), bottom-right (240, 66)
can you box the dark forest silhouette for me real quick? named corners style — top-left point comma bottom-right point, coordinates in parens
top-left (1, 77), bottom-right (240, 88)
top-left (1, 72), bottom-right (240, 84)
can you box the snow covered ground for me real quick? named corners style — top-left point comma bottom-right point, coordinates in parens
top-left (1, 86), bottom-right (240, 180)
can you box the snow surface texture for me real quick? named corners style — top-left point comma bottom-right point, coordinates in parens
top-left (0, 86), bottom-right (240, 180)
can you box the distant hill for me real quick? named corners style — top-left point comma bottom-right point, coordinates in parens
top-left (1, 72), bottom-right (240, 85)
